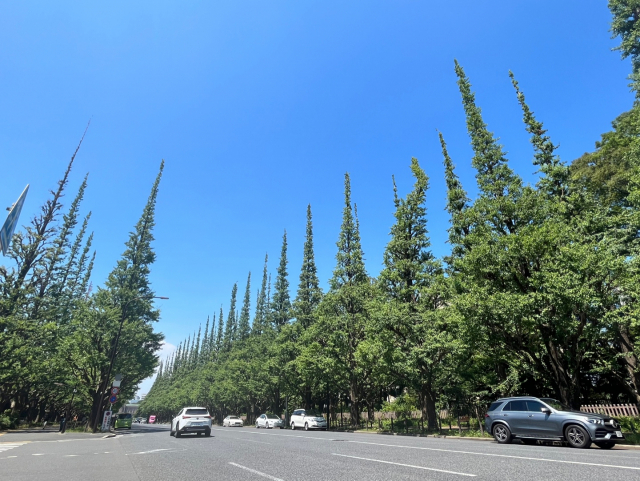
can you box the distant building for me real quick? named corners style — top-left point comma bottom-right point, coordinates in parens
top-left (119, 404), bottom-right (139, 415)
top-left (139, 393), bottom-right (147, 401)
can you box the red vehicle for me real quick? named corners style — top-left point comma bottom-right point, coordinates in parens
top-left (148, 415), bottom-right (157, 424)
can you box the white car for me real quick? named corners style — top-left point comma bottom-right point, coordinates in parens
top-left (256, 413), bottom-right (284, 429)
top-left (223, 415), bottom-right (244, 427)
top-left (170, 407), bottom-right (212, 437)
top-left (290, 409), bottom-right (328, 431)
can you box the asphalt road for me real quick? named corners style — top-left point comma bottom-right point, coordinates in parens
top-left (2, 424), bottom-right (640, 480)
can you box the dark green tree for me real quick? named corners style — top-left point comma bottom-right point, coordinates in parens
top-left (271, 231), bottom-right (291, 329)
top-left (238, 272), bottom-right (251, 341)
top-left (293, 205), bottom-right (323, 329)
top-left (609, 0), bottom-right (640, 96)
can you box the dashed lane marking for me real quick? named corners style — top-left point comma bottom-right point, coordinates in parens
top-left (228, 462), bottom-right (284, 481)
top-left (345, 440), bottom-right (640, 472)
top-left (214, 429), bottom-right (640, 471)
top-left (129, 448), bottom-right (171, 455)
top-left (331, 453), bottom-right (476, 477)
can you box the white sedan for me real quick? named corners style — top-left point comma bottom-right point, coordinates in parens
top-left (256, 414), bottom-right (284, 429)
top-left (223, 415), bottom-right (244, 427)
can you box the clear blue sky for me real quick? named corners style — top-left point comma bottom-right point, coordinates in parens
top-left (0, 1), bottom-right (631, 394)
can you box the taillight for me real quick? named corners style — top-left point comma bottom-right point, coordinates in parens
top-left (485, 414), bottom-right (490, 418)
top-left (182, 415), bottom-right (189, 419)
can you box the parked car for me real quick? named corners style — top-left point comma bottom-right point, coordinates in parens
top-left (170, 407), bottom-right (212, 437)
top-left (485, 396), bottom-right (624, 449)
top-left (290, 409), bottom-right (327, 431)
top-left (223, 415), bottom-right (244, 427)
top-left (256, 414), bottom-right (284, 429)
top-left (148, 415), bottom-right (156, 424)
top-left (114, 413), bottom-right (133, 429)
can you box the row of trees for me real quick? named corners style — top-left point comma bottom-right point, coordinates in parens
top-left (140, 54), bottom-right (640, 429)
top-left (0, 130), bottom-right (166, 430)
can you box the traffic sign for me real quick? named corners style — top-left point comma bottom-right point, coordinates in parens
top-left (109, 395), bottom-right (118, 404)
top-left (101, 410), bottom-right (112, 432)
top-left (111, 387), bottom-right (120, 395)
top-left (1, 185), bottom-right (29, 256)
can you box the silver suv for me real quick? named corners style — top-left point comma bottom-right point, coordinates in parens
top-left (485, 396), bottom-right (624, 449)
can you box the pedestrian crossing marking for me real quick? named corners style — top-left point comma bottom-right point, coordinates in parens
top-left (0, 442), bottom-right (28, 456)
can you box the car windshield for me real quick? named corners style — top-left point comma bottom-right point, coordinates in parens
top-left (540, 398), bottom-right (577, 412)
top-left (307, 411), bottom-right (323, 417)
top-left (186, 409), bottom-right (208, 416)
top-left (266, 415), bottom-right (280, 419)
top-left (119, 413), bottom-right (132, 419)
top-left (229, 416), bottom-right (240, 419)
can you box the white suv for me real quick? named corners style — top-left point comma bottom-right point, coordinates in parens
top-left (171, 407), bottom-right (212, 437)
top-left (290, 409), bottom-right (328, 431)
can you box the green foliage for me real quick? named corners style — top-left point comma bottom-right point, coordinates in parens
top-left (570, 106), bottom-right (640, 207)
top-left (618, 415), bottom-right (640, 433)
top-left (0, 149), bottom-right (166, 431)
top-left (271, 231), bottom-right (291, 328)
top-left (609, 0), bottom-right (640, 95)
top-left (381, 393), bottom-right (417, 420)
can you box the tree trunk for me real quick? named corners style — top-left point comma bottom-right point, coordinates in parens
top-left (349, 380), bottom-right (359, 428)
top-left (421, 385), bottom-right (437, 431)
top-left (619, 324), bottom-right (640, 407)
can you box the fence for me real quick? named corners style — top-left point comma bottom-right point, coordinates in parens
top-left (580, 404), bottom-right (639, 417)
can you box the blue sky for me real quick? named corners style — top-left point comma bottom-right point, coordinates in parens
top-left (0, 1), bottom-right (631, 394)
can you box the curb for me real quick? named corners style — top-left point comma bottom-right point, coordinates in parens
top-left (102, 433), bottom-right (117, 438)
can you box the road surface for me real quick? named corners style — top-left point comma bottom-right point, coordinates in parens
top-left (1, 423), bottom-right (640, 480)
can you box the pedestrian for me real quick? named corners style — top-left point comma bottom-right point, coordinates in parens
top-left (59, 415), bottom-right (66, 433)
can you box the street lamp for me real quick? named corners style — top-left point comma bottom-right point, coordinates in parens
top-left (91, 295), bottom-right (168, 432)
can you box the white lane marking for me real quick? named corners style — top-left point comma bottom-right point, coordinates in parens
top-left (32, 453), bottom-right (45, 456)
top-left (331, 453), bottom-right (476, 477)
top-left (129, 448), bottom-right (171, 455)
top-left (346, 441), bottom-right (640, 471)
top-left (229, 462), bottom-right (284, 480)
top-left (215, 428), bottom-right (640, 470)
top-left (212, 428), bottom-right (327, 441)
top-left (64, 455), bottom-right (79, 457)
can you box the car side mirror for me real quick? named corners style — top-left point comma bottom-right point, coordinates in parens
top-left (541, 408), bottom-right (551, 414)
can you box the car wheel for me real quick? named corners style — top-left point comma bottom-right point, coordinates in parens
top-left (256, 422), bottom-right (259, 428)
top-left (521, 439), bottom-right (537, 445)
top-left (595, 441), bottom-right (615, 449)
top-left (304, 423), bottom-right (309, 431)
top-left (565, 425), bottom-right (591, 449)
top-left (205, 429), bottom-right (211, 437)
top-left (280, 426), bottom-right (284, 429)
top-left (291, 422), bottom-right (295, 430)
top-left (175, 423), bottom-right (181, 438)
top-left (493, 424), bottom-right (512, 444)
top-left (170, 426), bottom-right (174, 436)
